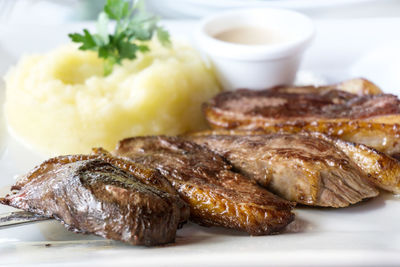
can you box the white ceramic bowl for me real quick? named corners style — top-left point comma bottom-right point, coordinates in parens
top-left (196, 8), bottom-right (315, 90)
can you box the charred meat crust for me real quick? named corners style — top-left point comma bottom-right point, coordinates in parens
top-left (203, 82), bottom-right (400, 156)
top-left (13, 152), bottom-right (177, 196)
top-left (193, 130), bottom-right (400, 195)
top-left (309, 132), bottom-right (400, 194)
top-left (186, 132), bottom-right (379, 207)
top-left (205, 86), bottom-right (400, 120)
top-left (1, 156), bottom-right (189, 246)
top-left (113, 136), bottom-right (295, 235)
top-left (11, 152), bottom-right (190, 223)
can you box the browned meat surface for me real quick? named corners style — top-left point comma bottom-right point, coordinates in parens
top-left (187, 131), bottom-right (379, 207)
top-left (13, 152), bottom-right (179, 197)
top-left (113, 136), bottom-right (295, 235)
top-left (190, 130), bottom-right (400, 194)
top-left (1, 155), bottom-right (189, 246)
top-left (311, 132), bottom-right (400, 194)
top-left (275, 78), bottom-right (383, 96)
top-left (203, 79), bottom-right (400, 156)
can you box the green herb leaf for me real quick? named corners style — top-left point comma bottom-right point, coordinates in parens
top-left (104, 57), bottom-right (117, 76)
top-left (96, 12), bottom-right (110, 44)
top-left (119, 41), bottom-right (138, 59)
top-left (68, 0), bottom-right (171, 76)
top-left (104, 0), bottom-right (130, 20)
top-left (157, 27), bottom-right (171, 46)
top-left (68, 29), bottom-right (98, 51)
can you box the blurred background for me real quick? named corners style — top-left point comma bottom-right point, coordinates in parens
top-left (1, 0), bottom-right (400, 24)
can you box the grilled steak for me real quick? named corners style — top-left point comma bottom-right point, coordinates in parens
top-left (312, 132), bottom-right (400, 194)
top-left (283, 78), bottom-right (382, 96)
top-left (203, 79), bottom-right (400, 156)
top-left (113, 136), bottom-right (295, 235)
top-left (189, 130), bottom-right (400, 194)
top-left (186, 131), bottom-right (379, 207)
top-left (1, 155), bottom-right (189, 246)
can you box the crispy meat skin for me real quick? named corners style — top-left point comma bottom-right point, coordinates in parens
top-left (13, 152), bottom-right (178, 196)
top-left (311, 132), bottom-right (400, 194)
top-left (276, 78), bottom-right (382, 96)
top-left (187, 132), bottom-right (379, 207)
top-left (190, 130), bottom-right (400, 194)
top-left (1, 155), bottom-right (189, 246)
top-left (113, 136), bottom-right (295, 235)
top-left (203, 80), bottom-right (400, 155)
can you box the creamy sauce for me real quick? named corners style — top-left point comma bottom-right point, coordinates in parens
top-left (214, 26), bottom-right (286, 45)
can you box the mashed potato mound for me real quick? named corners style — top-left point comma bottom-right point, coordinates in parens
top-left (4, 41), bottom-right (220, 155)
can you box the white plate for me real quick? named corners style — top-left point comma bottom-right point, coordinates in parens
top-left (1, 19), bottom-right (400, 266)
top-left (351, 41), bottom-right (400, 93)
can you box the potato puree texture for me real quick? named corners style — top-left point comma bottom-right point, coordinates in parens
top-left (4, 41), bottom-right (220, 155)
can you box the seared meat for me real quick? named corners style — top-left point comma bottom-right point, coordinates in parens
top-left (1, 155), bottom-right (189, 246)
top-left (311, 132), bottom-right (400, 194)
top-left (283, 78), bottom-right (382, 96)
top-left (190, 130), bottom-right (400, 194)
top-left (113, 136), bottom-right (295, 235)
top-left (13, 152), bottom-right (180, 197)
top-left (203, 79), bottom-right (400, 156)
top-left (187, 131), bottom-right (379, 207)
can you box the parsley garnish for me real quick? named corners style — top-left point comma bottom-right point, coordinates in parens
top-left (68, 0), bottom-right (171, 76)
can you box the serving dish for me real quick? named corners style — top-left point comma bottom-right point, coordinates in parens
top-left (0, 18), bottom-right (400, 266)
top-left (196, 8), bottom-right (314, 90)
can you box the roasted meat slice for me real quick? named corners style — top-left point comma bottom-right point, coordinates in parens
top-left (190, 130), bottom-right (400, 194)
top-left (203, 79), bottom-right (400, 156)
top-left (311, 132), bottom-right (400, 194)
top-left (13, 153), bottom-right (180, 197)
top-left (113, 136), bottom-right (295, 235)
top-left (1, 155), bottom-right (189, 246)
top-left (283, 78), bottom-right (383, 96)
top-left (186, 131), bottom-right (379, 207)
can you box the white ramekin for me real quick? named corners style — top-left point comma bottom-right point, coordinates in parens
top-left (195, 8), bottom-right (315, 91)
